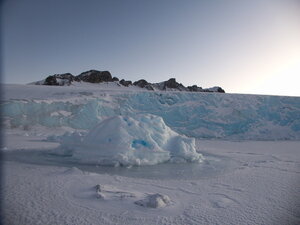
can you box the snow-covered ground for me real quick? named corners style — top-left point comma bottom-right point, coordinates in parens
top-left (1, 83), bottom-right (300, 225)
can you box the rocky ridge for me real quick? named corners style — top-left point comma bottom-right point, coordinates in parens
top-left (33, 69), bottom-right (225, 93)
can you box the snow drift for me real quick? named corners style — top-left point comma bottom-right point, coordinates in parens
top-left (60, 114), bottom-right (203, 166)
top-left (135, 193), bottom-right (171, 208)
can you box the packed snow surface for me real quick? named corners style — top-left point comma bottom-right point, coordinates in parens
top-left (60, 114), bottom-right (203, 166)
top-left (2, 140), bottom-right (300, 225)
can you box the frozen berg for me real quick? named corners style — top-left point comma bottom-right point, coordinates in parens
top-left (60, 114), bottom-right (203, 166)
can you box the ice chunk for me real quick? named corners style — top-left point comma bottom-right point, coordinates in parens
top-left (94, 184), bottom-right (136, 200)
top-left (61, 114), bottom-right (204, 166)
top-left (135, 193), bottom-right (171, 208)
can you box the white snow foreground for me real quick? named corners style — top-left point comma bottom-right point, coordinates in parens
top-left (60, 114), bottom-right (204, 166)
top-left (3, 141), bottom-right (300, 224)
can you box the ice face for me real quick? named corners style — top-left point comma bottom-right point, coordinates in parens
top-left (2, 86), bottom-right (300, 140)
top-left (60, 114), bottom-right (204, 166)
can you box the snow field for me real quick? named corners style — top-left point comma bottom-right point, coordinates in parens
top-left (2, 140), bottom-right (300, 225)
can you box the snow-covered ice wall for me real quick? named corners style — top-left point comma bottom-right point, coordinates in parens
top-left (2, 84), bottom-right (300, 140)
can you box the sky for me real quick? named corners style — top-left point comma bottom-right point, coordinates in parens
top-left (2, 0), bottom-right (300, 96)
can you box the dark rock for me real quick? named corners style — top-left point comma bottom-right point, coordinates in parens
top-left (133, 79), bottom-right (149, 88)
top-left (74, 76), bottom-right (81, 82)
top-left (164, 78), bottom-right (179, 89)
top-left (133, 79), bottom-right (154, 90)
top-left (187, 85), bottom-right (203, 92)
top-left (145, 85), bottom-right (154, 91)
top-left (57, 73), bottom-right (74, 80)
top-left (112, 77), bottom-right (119, 82)
top-left (216, 87), bottom-right (225, 93)
top-left (203, 86), bottom-right (225, 93)
top-left (162, 78), bottom-right (186, 91)
top-left (43, 73), bottom-right (75, 86)
top-left (120, 79), bottom-right (132, 87)
top-left (44, 75), bottom-right (59, 86)
top-left (76, 70), bottom-right (113, 83)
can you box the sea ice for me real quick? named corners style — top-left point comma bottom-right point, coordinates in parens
top-left (60, 114), bottom-right (204, 166)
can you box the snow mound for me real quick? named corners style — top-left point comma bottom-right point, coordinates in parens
top-left (95, 184), bottom-right (136, 200)
top-left (60, 114), bottom-right (203, 166)
top-left (63, 167), bottom-right (86, 175)
top-left (135, 193), bottom-right (171, 208)
top-left (94, 184), bottom-right (171, 208)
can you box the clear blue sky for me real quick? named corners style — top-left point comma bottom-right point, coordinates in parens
top-left (2, 0), bottom-right (300, 96)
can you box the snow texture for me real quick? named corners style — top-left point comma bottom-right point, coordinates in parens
top-left (60, 114), bottom-right (203, 166)
top-left (2, 84), bottom-right (300, 140)
top-left (2, 141), bottom-right (300, 225)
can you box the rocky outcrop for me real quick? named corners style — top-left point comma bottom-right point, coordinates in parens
top-left (41, 70), bottom-right (113, 86)
top-left (36, 69), bottom-right (225, 93)
top-left (44, 76), bottom-right (59, 86)
top-left (133, 79), bottom-right (148, 88)
top-left (77, 70), bottom-right (113, 83)
top-left (43, 73), bottom-right (75, 86)
top-left (120, 79), bottom-right (132, 87)
top-left (187, 85), bottom-right (203, 92)
top-left (133, 79), bottom-right (154, 90)
top-left (161, 78), bottom-right (186, 91)
top-left (216, 87), bottom-right (225, 93)
top-left (164, 78), bottom-right (181, 89)
top-left (203, 86), bottom-right (225, 93)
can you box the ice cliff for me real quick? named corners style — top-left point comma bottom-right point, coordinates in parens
top-left (2, 84), bottom-right (300, 140)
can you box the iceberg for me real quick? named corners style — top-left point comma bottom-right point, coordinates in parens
top-left (60, 114), bottom-right (203, 166)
